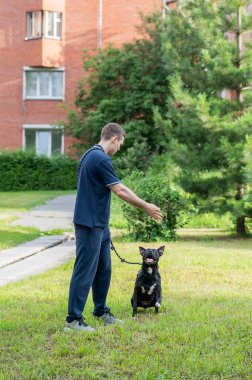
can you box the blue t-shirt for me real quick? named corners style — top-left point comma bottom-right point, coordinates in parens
top-left (73, 145), bottom-right (121, 227)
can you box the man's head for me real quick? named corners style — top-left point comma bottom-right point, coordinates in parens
top-left (100, 123), bottom-right (126, 156)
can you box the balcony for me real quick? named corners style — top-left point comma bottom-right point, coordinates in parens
top-left (24, 10), bottom-right (64, 67)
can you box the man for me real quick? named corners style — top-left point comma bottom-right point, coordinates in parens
top-left (65, 123), bottom-right (162, 332)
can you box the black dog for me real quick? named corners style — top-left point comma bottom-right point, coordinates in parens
top-left (131, 246), bottom-right (165, 317)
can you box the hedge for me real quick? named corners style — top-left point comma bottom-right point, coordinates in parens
top-left (0, 150), bottom-right (77, 191)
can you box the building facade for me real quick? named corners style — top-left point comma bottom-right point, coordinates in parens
top-left (0, 0), bottom-right (171, 156)
top-left (2, 1), bottom-right (249, 156)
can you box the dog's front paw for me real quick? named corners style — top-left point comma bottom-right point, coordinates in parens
top-left (155, 302), bottom-right (161, 308)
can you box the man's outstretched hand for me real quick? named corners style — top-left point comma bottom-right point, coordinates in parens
top-left (110, 183), bottom-right (163, 221)
top-left (145, 203), bottom-right (163, 221)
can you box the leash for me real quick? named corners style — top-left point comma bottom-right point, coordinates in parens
top-left (110, 241), bottom-right (142, 265)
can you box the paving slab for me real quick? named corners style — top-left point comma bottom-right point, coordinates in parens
top-left (0, 240), bottom-right (75, 287)
top-left (11, 194), bottom-right (76, 231)
top-left (0, 235), bottom-right (69, 269)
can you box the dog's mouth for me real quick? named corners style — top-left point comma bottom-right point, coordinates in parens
top-left (144, 257), bottom-right (156, 265)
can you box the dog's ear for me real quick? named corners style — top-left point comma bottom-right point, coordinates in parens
top-left (157, 246), bottom-right (165, 256)
top-left (139, 247), bottom-right (145, 256)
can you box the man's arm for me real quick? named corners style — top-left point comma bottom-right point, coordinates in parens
top-left (109, 183), bottom-right (163, 221)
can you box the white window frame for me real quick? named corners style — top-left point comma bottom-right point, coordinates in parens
top-left (26, 10), bottom-right (42, 40)
top-left (23, 124), bottom-right (64, 157)
top-left (44, 11), bottom-right (62, 39)
top-left (23, 67), bottom-right (65, 100)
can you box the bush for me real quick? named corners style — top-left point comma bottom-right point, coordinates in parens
top-left (0, 150), bottom-right (77, 191)
top-left (122, 171), bottom-right (195, 241)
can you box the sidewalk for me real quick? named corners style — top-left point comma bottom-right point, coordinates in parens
top-left (0, 195), bottom-right (76, 287)
top-left (11, 194), bottom-right (76, 231)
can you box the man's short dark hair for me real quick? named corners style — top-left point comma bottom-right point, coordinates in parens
top-left (101, 123), bottom-right (126, 141)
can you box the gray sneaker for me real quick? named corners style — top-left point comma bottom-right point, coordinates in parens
top-left (64, 317), bottom-right (95, 332)
top-left (97, 312), bottom-right (123, 325)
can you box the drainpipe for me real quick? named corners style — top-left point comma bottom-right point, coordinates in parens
top-left (98, 0), bottom-right (103, 49)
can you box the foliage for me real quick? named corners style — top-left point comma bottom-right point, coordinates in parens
top-left (64, 0), bottom-right (252, 234)
top-left (0, 150), bottom-right (77, 191)
top-left (155, 77), bottom-right (252, 216)
top-left (64, 16), bottom-right (170, 176)
top-left (161, 0), bottom-right (252, 95)
top-left (154, 0), bottom-right (252, 234)
top-left (121, 171), bottom-right (194, 241)
top-left (243, 134), bottom-right (252, 201)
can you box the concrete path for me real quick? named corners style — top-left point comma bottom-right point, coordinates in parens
top-left (0, 235), bottom-right (71, 269)
top-left (11, 194), bottom-right (76, 231)
top-left (0, 194), bottom-right (77, 287)
top-left (0, 239), bottom-right (75, 287)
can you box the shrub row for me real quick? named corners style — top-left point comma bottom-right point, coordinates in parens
top-left (0, 150), bottom-right (77, 191)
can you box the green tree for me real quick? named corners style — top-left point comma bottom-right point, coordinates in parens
top-left (65, 0), bottom-right (252, 235)
top-left (155, 0), bottom-right (252, 235)
top-left (64, 15), bottom-right (170, 175)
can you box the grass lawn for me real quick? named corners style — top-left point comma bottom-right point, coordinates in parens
top-left (0, 233), bottom-right (251, 379)
top-left (0, 191), bottom-right (75, 250)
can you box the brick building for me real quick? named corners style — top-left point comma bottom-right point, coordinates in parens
top-left (1, 1), bottom-right (250, 157)
top-left (0, 0), bottom-right (177, 156)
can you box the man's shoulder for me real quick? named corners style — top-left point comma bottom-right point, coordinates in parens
top-left (89, 148), bottom-right (113, 165)
top-left (84, 148), bottom-right (115, 173)
top-left (86, 146), bottom-right (107, 162)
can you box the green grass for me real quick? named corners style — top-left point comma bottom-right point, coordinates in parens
top-left (0, 190), bottom-right (75, 210)
top-left (0, 191), bottom-right (75, 250)
top-left (0, 235), bottom-right (251, 379)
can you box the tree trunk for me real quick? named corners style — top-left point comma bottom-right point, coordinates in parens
top-left (236, 216), bottom-right (247, 236)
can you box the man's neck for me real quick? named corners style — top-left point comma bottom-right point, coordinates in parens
top-left (97, 140), bottom-right (109, 155)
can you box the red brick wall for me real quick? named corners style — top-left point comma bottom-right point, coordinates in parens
top-left (102, 0), bottom-right (161, 47)
top-left (0, 0), bottom-right (41, 149)
top-left (0, 0), bottom-right (162, 152)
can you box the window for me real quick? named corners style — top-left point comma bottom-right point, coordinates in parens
top-left (162, 0), bottom-right (177, 17)
top-left (45, 11), bottom-right (62, 39)
top-left (23, 125), bottom-right (64, 157)
top-left (23, 67), bottom-right (65, 100)
top-left (26, 11), bottom-right (42, 39)
top-left (25, 10), bottom-right (62, 40)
